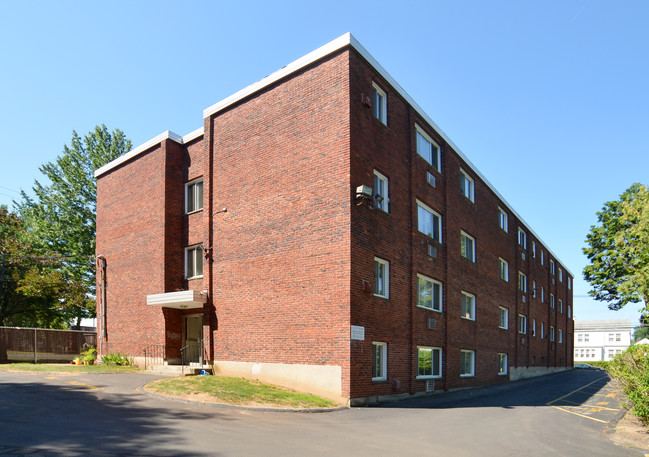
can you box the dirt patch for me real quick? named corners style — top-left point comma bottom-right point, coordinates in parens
top-left (608, 409), bottom-right (649, 452)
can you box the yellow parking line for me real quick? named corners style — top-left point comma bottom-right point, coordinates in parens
top-left (547, 376), bottom-right (608, 405)
top-left (551, 406), bottom-right (608, 423)
top-left (66, 381), bottom-right (103, 390)
top-left (596, 401), bottom-right (609, 406)
top-left (45, 376), bottom-right (59, 380)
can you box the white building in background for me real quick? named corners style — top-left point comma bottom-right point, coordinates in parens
top-left (574, 319), bottom-right (632, 362)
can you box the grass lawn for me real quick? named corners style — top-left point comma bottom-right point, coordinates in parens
top-left (146, 376), bottom-right (339, 409)
top-left (0, 362), bottom-right (140, 373)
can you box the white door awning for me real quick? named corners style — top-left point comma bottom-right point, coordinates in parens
top-left (146, 290), bottom-right (207, 309)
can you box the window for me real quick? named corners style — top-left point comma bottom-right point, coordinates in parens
top-left (550, 259), bottom-right (556, 275)
top-left (461, 292), bottom-right (476, 321)
top-left (461, 231), bottom-right (476, 262)
top-left (550, 326), bottom-right (556, 342)
top-left (558, 329), bottom-right (563, 344)
top-left (372, 342), bottom-right (387, 381)
top-left (559, 268), bottom-right (563, 282)
top-left (498, 353), bottom-right (508, 376)
top-left (532, 319), bottom-right (537, 337)
top-left (550, 294), bottom-right (555, 309)
top-left (460, 350), bottom-right (475, 377)
top-left (518, 314), bottom-right (527, 334)
top-left (372, 82), bottom-right (387, 125)
top-left (568, 305), bottom-right (572, 318)
top-left (185, 245), bottom-right (204, 278)
top-left (417, 200), bottom-right (442, 242)
top-left (519, 272), bottom-right (527, 293)
top-left (185, 179), bottom-right (203, 213)
top-left (532, 241), bottom-right (536, 258)
top-left (417, 274), bottom-right (442, 312)
top-left (499, 307), bottom-right (509, 329)
top-left (374, 257), bottom-right (389, 298)
top-left (541, 250), bottom-right (545, 266)
top-left (532, 280), bottom-right (537, 298)
top-left (417, 347), bottom-right (442, 379)
top-left (373, 170), bottom-right (389, 213)
top-left (518, 228), bottom-right (527, 248)
top-left (415, 125), bottom-right (440, 172)
top-left (460, 169), bottom-right (474, 202)
top-left (541, 322), bottom-right (545, 339)
top-left (541, 287), bottom-right (545, 303)
top-left (499, 258), bottom-right (509, 282)
top-left (498, 207), bottom-right (508, 232)
top-left (559, 299), bottom-right (563, 314)
top-left (578, 333), bottom-right (583, 342)
top-left (568, 277), bottom-right (572, 290)
top-left (584, 333), bottom-right (590, 342)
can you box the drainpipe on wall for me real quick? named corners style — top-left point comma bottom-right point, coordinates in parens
top-left (96, 255), bottom-right (107, 354)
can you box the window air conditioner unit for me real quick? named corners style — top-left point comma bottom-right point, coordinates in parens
top-left (427, 244), bottom-right (437, 258)
top-left (426, 172), bottom-right (436, 187)
top-left (426, 380), bottom-right (435, 392)
top-left (427, 318), bottom-right (437, 330)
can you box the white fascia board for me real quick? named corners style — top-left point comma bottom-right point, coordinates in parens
top-left (200, 32), bottom-right (571, 275)
top-left (94, 130), bottom-right (185, 178)
top-left (183, 126), bottom-right (204, 143)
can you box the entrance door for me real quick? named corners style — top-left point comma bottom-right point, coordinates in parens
top-left (183, 315), bottom-right (202, 364)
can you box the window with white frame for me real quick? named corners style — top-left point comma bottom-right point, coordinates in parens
top-left (185, 179), bottom-right (204, 213)
top-left (372, 342), bottom-right (387, 381)
top-left (568, 305), bottom-right (572, 318)
top-left (461, 291), bottom-right (476, 321)
top-left (499, 307), bottom-right (509, 329)
top-left (518, 228), bottom-right (527, 248)
top-left (550, 259), bottom-right (556, 275)
top-left (415, 125), bottom-right (440, 172)
top-left (374, 257), bottom-right (389, 298)
top-left (559, 299), bottom-right (563, 314)
top-left (532, 280), bottom-right (537, 298)
top-left (568, 277), bottom-right (572, 290)
top-left (373, 170), bottom-right (389, 213)
top-left (559, 268), bottom-right (563, 282)
top-left (584, 333), bottom-right (590, 342)
top-left (498, 353), bottom-right (508, 375)
top-left (417, 347), bottom-right (442, 378)
top-left (532, 241), bottom-right (536, 258)
top-left (550, 326), bottom-right (556, 342)
top-left (417, 200), bottom-right (442, 242)
top-left (550, 294), bottom-right (555, 309)
top-left (461, 231), bottom-right (476, 262)
top-left (541, 322), bottom-right (545, 339)
top-left (460, 350), bottom-right (475, 377)
top-left (558, 329), bottom-right (563, 343)
top-left (541, 287), bottom-right (545, 303)
top-left (372, 82), bottom-right (387, 125)
top-left (498, 207), bottom-right (508, 232)
top-left (460, 169), bottom-right (474, 202)
top-left (578, 333), bottom-right (583, 342)
top-left (532, 319), bottom-right (537, 337)
top-left (185, 245), bottom-right (204, 278)
top-left (519, 272), bottom-right (527, 293)
top-left (518, 314), bottom-right (527, 334)
top-left (417, 274), bottom-right (442, 312)
top-left (499, 258), bottom-right (509, 282)
top-left (541, 250), bottom-right (545, 266)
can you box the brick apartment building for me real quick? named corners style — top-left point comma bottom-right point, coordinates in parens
top-left (95, 33), bottom-right (573, 405)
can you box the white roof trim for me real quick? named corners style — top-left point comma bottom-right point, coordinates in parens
top-left (94, 130), bottom-right (184, 178)
top-left (146, 290), bottom-right (207, 310)
top-left (183, 126), bottom-right (204, 143)
top-left (199, 32), bottom-right (571, 275)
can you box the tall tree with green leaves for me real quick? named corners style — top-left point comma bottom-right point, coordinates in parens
top-left (583, 183), bottom-right (649, 316)
top-left (15, 125), bottom-right (131, 324)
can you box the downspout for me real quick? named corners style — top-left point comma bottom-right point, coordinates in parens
top-left (96, 255), bottom-right (107, 354)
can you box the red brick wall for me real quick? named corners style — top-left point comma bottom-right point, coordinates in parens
top-left (206, 50), bottom-right (353, 396)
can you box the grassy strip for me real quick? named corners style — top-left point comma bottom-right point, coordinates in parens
top-left (0, 362), bottom-right (140, 373)
top-left (146, 376), bottom-right (338, 409)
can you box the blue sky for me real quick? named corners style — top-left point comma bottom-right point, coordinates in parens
top-left (1, 1), bottom-right (647, 326)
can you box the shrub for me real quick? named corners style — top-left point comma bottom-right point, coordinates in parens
top-left (81, 345), bottom-right (97, 364)
top-left (101, 352), bottom-right (134, 366)
top-left (608, 344), bottom-right (649, 425)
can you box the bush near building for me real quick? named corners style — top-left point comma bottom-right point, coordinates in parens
top-left (608, 344), bottom-right (649, 425)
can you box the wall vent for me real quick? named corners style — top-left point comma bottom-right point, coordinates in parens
top-left (427, 244), bottom-right (437, 258)
top-left (427, 318), bottom-right (437, 330)
top-left (426, 380), bottom-right (435, 392)
top-left (426, 172), bottom-right (436, 187)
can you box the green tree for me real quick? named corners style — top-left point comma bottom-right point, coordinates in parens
top-left (15, 125), bottom-right (131, 324)
top-left (583, 183), bottom-right (649, 315)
